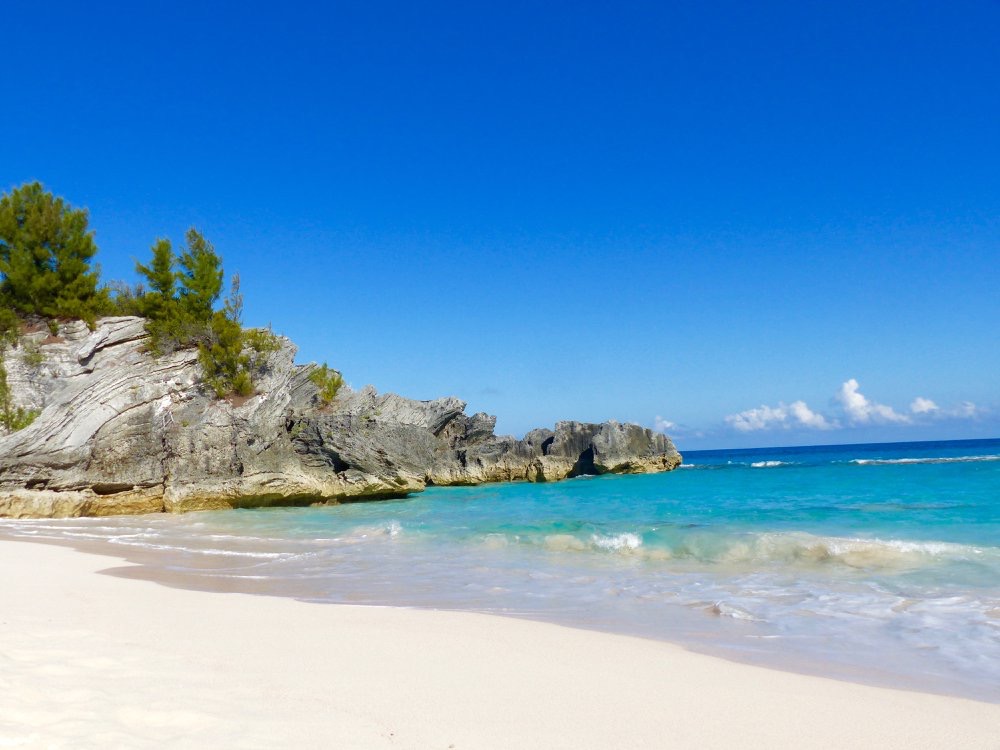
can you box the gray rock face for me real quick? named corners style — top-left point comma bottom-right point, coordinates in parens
top-left (0, 317), bottom-right (682, 517)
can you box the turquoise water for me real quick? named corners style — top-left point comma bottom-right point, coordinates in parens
top-left (4, 438), bottom-right (999, 700)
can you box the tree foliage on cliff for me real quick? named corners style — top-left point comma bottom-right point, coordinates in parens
top-left (0, 183), bottom-right (336, 405)
top-left (0, 182), bottom-right (108, 326)
top-left (135, 235), bottom-right (279, 398)
top-left (0, 182), bottom-right (104, 432)
top-left (135, 229), bottom-right (225, 354)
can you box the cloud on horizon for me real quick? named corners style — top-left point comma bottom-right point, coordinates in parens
top-left (913, 398), bottom-right (982, 419)
top-left (718, 379), bottom-right (986, 434)
top-left (836, 378), bottom-right (910, 425)
top-left (653, 416), bottom-right (677, 432)
top-left (725, 400), bottom-right (837, 433)
top-left (652, 416), bottom-right (705, 439)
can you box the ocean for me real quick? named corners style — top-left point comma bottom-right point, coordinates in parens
top-left (4, 437), bottom-right (999, 701)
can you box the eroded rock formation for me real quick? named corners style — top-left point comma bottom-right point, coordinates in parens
top-left (0, 317), bottom-right (681, 517)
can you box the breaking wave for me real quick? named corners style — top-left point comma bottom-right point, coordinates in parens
top-left (703, 533), bottom-right (993, 570)
top-left (591, 532), bottom-right (643, 552)
top-left (503, 528), bottom-right (998, 573)
top-left (850, 455), bottom-right (1000, 466)
top-left (679, 460), bottom-right (800, 470)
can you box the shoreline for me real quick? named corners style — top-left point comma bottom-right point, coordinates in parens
top-left (2, 538), bottom-right (998, 749)
top-left (3, 524), bottom-right (998, 704)
top-left (4, 522), bottom-right (996, 704)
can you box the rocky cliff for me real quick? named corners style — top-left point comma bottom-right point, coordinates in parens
top-left (0, 317), bottom-right (681, 518)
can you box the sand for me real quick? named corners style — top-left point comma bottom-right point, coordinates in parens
top-left (1, 540), bottom-right (997, 749)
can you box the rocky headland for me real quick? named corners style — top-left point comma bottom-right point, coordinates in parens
top-left (0, 317), bottom-right (681, 518)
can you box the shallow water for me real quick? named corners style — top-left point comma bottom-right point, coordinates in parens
top-left (4, 438), bottom-right (999, 701)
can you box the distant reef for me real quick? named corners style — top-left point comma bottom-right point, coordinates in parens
top-left (0, 317), bottom-right (681, 518)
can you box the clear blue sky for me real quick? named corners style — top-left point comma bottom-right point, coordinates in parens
top-left (5, 1), bottom-right (998, 449)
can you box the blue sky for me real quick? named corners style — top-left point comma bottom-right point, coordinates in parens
top-left (4, 1), bottom-right (998, 449)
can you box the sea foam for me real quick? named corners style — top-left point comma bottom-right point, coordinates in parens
top-left (850, 454), bottom-right (1000, 466)
top-left (591, 532), bottom-right (643, 552)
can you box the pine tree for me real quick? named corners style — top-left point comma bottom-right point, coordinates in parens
top-left (134, 230), bottom-right (283, 399)
top-left (177, 228), bottom-right (223, 325)
top-left (135, 238), bottom-right (183, 352)
top-left (199, 276), bottom-right (253, 398)
top-left (0, 182), bottom-right (107, 325)
top-left (136, 238), bottom-right (176, 315)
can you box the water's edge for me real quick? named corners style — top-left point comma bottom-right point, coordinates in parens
top-left (4, 529), bottom-right (995, 704)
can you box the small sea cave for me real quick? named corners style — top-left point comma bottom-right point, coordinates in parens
top-left (569, 446), bottom-right (597, 477)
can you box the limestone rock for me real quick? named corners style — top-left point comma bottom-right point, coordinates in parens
top-left (0, 316), bottom-right (682, 517)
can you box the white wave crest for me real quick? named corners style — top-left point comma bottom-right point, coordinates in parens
top-left (591, 533), bottom-right (643, 552)
top-left (850, 455), bottom-right (1000, 466)
top-left (110, 540), bottom-right (291, 559)
top-left (750, 460), bottom-right (793, 468)
top-left (718, 532), bottom-right (991, 570)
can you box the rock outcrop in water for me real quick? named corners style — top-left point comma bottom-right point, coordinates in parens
top-left (0, 317), bottom-right (681, 518)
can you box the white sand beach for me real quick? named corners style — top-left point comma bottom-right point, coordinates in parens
top-left (1, 539), bottom-right (997, 749)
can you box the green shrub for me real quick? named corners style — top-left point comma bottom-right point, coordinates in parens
top-left (0, 352), bottom-right (39, 432)
top-left (198, 309), bottom-right (247, 398)
top-left (195, 282), bottom-right (280, 400)
top-left (106, 280), bottom-right (146, 316)
top-left (309, 363), bottom-right (344, 406)
top-left (2, 404), bottom-right (39, 431)
top-left (21, 339), bottom-right (44, 368)
top-left (243, 327), bottom-right (281, 371)
top-left (0, 306), bottom-right (19, 348)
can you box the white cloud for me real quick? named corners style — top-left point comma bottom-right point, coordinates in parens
top-left (935, 401), bottom-right (981, 419)
top-left (910, 397), bottom-right (938, 414)
top-left (788, 400), bottom-right (834, 429)
top-left (952, 401), bottom-right (979, 418)
top-left (909, 397), bottom-right (983, 420)
top-left (653, 416), bottom-right (677, 433)
top-left (652, 417), bottom-right (703, 438)
top-left (725, 400), bottom-right (836, 432)
top-left (835, 379), bottom-right (910, 425)
top-left (725, 404), bottom-right (786, 432)
top-left (721, 381), bottom-right (988, 435)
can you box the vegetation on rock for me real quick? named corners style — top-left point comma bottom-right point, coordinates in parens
top-left (0, 307), bottom-right (19, 347)
top-left (134, 233), bottom-right (279, 398)
top-left (0, 182), bottom-right (331, 404)
top-left (309, 363), bottom-right (344, 406)
top-left (135, 229), bottom-right (223, 355)
top-left (0, 182), bottom-right (108, 327)
top-left (0, 358), bottom-right (38, 432)
top-left (0, 318), bottom-right (39, 432)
